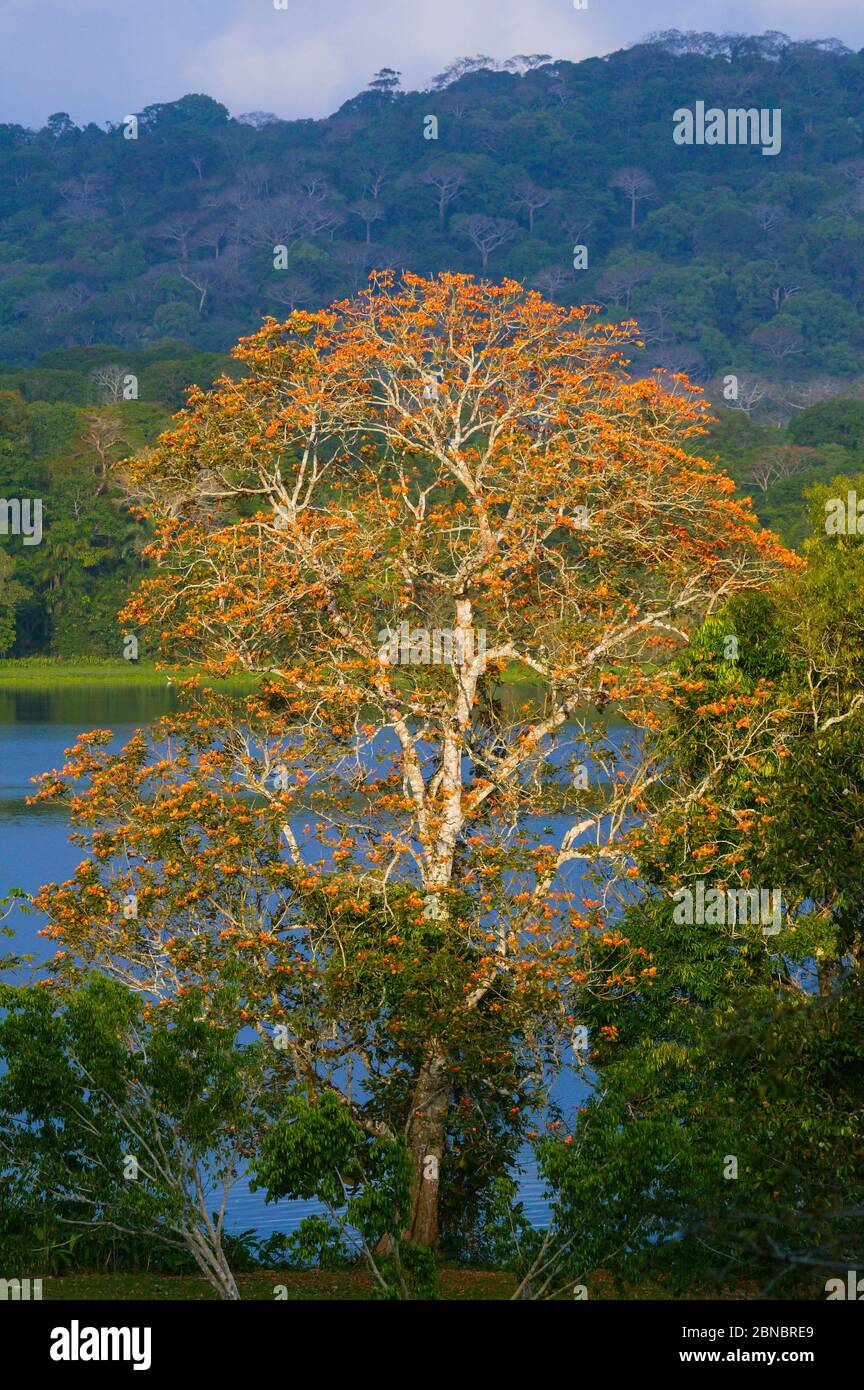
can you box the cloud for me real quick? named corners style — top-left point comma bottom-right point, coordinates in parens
top-left (185, 24), bottom-right (352, 119)
top-left (0, 0), bottom-right (862, 128)
top-left (180, 0), bottom-right (649, 122)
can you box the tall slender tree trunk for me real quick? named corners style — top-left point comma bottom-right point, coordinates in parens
top-left (404, 1041), bottom-right (451, 1247)
top-left (185, 1229), bottom-right (241, 1300)
top-left (400, 594), bottom-right (480, 1248)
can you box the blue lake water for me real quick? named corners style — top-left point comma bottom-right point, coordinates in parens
top-left (0, 680), bottom-right (589, 1235)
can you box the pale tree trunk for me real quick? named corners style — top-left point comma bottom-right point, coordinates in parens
top-left (383, 596), bottom-right (485, 1249)
top-left (185, 1228), bottom-right (241, 1300)
top-left (184, 1180), bottom-right (241, 1299)
top-left (404, 1041), bottom-right (452, 1247)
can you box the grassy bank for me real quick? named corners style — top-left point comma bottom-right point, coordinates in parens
top-left (0, 657), bottom-right (542, 693)
top-left (0, 658), bottom-right (539, 683)
top-left (0, 659), bottom-right (258, 688)
top-left (0, 660), bottom-right (625, 726)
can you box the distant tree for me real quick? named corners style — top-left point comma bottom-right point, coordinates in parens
top-left (439, 93), bottom-right (469, 125)
top-left (90, 364), bottom-right (132, 404)
top-left (139, 95), bottom-right (229, 132)
top-left (750, 321), bottom-right (805, 371)
top-left (78, 410), bottom-right (131, 496)
top-left (298, 170), bottom-right (331, 203)
top-left (596, 259), bottom-right (653, 312)
top-left (511, 180), bottom-right (554, 234)
top-left (743, 444), bottom-right (817, 493)
top-left (532, 266), bottom-right (572, 297)
top-left (639, 294), bottom-right (679, 344)
top-left (782, 377), bottom-right (846, 414)
top-left (608, 167), bottom-right (656, 229)
top-left (562, 206), bottom-right (596, 253)
top-left (56, 174), bottom-right (104, 221)
top-left (176, 263), bottom-right (212, 316)
top-left (457, 215), bottom-right (518, 271)
top-left (198, 216), bottom-right (230, 259)
top-left (351, 199), bottom-right (384, 245)
top-left (752, 202), bottom-right (786, 234)
top-left (472, 117), bottom-right (509, 160)
top-left (364, 167), bottom-right (389, 201)
top-left (269, 276), bottom-right (316, 312)
top-left (722, 373), bottom-right (770, 419)
top-left (431, 56), bottom-right (497, 89)
top-left (766, 260), bottom-right (804, 312)
top-left (368, 68), bottom-right (402, 96)
top-left (45, 112), bottom-right (78, 139)
top-left (189, 152), bottom-right (209, 183)
top-left (157, 216), bottom-right (196, 261)
top-left (235, 112), bottom-right (280, 128)
top-left (502, 55), bottom-right (553, 75)
top-left (23, 285), bottom-right (91, 326)
top-left (243, 193), bottom-right (332, 249)
top-left (420, 165), bottom-right (467, 230)
top-left (237, 161), bottom-right (274, 198)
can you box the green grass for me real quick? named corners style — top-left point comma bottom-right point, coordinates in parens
top-left (29, 1268), bottom-right (765, 1301)
top-left (36, 1269), bottom-right (517, 1301)
top-left (0, 657), bottom-right (541, 693)
top-left (0, 658), bottom-right (258, 688)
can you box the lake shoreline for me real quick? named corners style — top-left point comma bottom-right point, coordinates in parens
top-left (0, 659), bottom-right (258, 687)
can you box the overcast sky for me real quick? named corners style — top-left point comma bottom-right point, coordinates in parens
top-left (0, 0), bottom-right (861, 129)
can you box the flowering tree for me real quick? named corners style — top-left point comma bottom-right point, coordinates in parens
top-left (36, 273), bottom-right (794, 1250)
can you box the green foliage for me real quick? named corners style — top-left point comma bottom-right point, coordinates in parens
top-left (517, 511), bottom-right (864, 1298)
top-left (699, 408), bottom-right (864, 551)
top-left (0, 974), bottom-right (265, 1296)
top-left (0, 350), bottom-right (234, 656)
top-left (790, 399), bottom-right (864, 450)
top-left (252, 1091), bottom-right (437, 1299)
top-left (0, 549), bottom-right (25, 654)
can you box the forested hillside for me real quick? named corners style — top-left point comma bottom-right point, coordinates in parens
top-left (3, 29), bottom-right (864, 656)
top-left (2, 31), bottom-right (864, 377)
